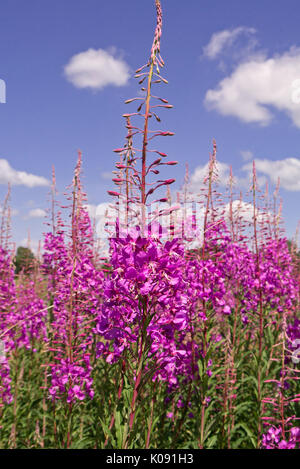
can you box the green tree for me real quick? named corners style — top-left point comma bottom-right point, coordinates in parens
top-left (14, 246), bottom-right (35, 274)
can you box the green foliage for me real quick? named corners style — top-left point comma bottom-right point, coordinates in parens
top-left (14, 246), bottom-right (35, 275)
top-left (0, 307), bottom-right (298, 450)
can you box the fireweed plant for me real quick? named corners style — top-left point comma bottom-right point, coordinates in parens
top-left (0, 0), bottom-right (299, 449)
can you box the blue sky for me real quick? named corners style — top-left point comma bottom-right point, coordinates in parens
top-left (0, 0), bottom-right (300, 249)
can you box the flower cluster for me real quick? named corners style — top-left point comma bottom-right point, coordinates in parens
top-left (42, 154), bottom-right (104, 404)
top-left (48, 355), bottom-right (94, 403)
top-left (262, 426), bottom-right (300, 449)
top-left (0, 246), bottom-right (47, 405)
top-left (96, 225), bottom-right (198, 385)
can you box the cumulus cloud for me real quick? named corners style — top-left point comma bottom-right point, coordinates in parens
top-left (85, 202), bottom-right (110, 219)
top-left (0, 159), bottom-right (49, 187)
top-left (240, 150), bottom-right (254, 161)
top-left (84, 202), bottom-right (111, 237)
top-left (64, 48), bottom-right (130, 90)
top-left (85, 201), bottom-right (180, 240)
top-left (28, 208), bottom-right (47, 218)
top-left (223, 200), bottom-right (266, 224)
top-left (203, 27), bottom-right (256, 59)
top-left (243, 157), bottom-right (300, 191)
top-left (189, 158), bottom-right (275, 192)
top-left (190, 160), bottom-right (231, 191)
top-left (205, 48), bottom-right (300, 127)
top-left (189, 155), bottom-right (300, 193)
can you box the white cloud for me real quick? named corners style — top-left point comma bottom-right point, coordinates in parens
top-left (190, 155), bottom-right (300, 193)
top-left (223, 200), bottom-right (266, 224)
top-left (0, 159), bottom-right (49, 187)
top-left (64, 48), bottom-right (130, 90)
top-left (189, 158), bottom-right (276, 193)
top-left (85, 202), bottom-right (110, 220)
top-left (205, 48), bottom-right (300, 127)
top-left (203, 27), bottom-right (256, 59)
top-left (243, 157), bottom-right (300, 191)
top-left (190, 160), bottom-right (231, 191)
top-left (84, 202), bottom-right (111, 238)
top-left (28, 208), bottom-right (47, 218)
top-left (240, 150), bottom-right (253, 161)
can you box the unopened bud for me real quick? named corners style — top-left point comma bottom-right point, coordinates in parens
top-left (113, 148), bottom-right (124, 153)
top-left (107, 191), bottom-right (120, 197)
top-left (163, 179), bottom-right (175, 185)
top-left (152, 158), bottom-right (162, 165)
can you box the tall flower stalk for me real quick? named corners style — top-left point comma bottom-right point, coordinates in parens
top-left (111, 0), bottom-right (176, 235)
